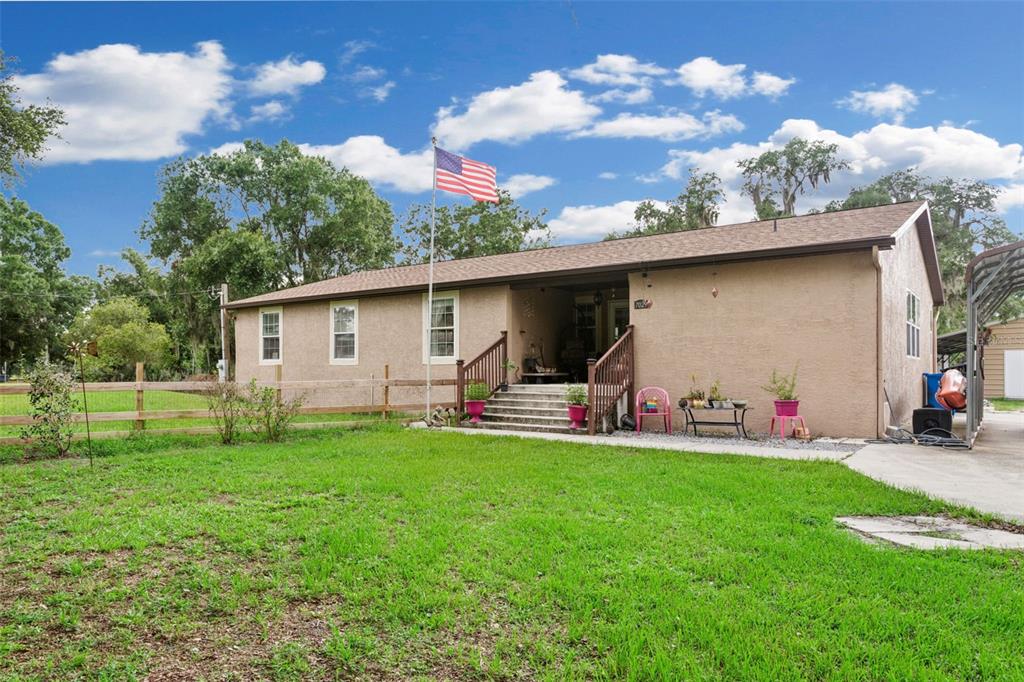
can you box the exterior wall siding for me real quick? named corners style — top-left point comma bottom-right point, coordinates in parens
top-left (879, 221), bottom-right (937, 430)
top-left (233, 285), bottom-right (510, 408)
top-left (628, 252), bottom-right (879, 437)
top-left (983, 318), bottom-right (1024, 398)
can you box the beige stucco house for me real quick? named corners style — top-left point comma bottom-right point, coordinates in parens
top-left (225, 201), bottom-right (944, 437)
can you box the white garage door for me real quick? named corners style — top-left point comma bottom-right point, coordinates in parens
top-left (1006, 349), bottom-right (1024, 399)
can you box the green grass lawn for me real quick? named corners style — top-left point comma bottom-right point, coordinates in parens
top-left (992, 397), bottom-right (1024, 412)
top-left (1, 427), bottom-right (1022, 680)
top-left (0, 390), bottom-right (405, 437)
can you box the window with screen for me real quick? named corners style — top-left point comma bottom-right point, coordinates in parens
top-left (906, 291), bottom-right (921, 358)
top-left (331, 302), bottom-right (357, 363)
top-left (260, 308), bottom-right (281, 363)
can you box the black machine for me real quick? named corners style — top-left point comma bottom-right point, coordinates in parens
top-left (912, 407), bottom-right (953, 435)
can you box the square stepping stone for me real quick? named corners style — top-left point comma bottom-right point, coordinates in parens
top-left (836, 515), bottom-right (1024, 550)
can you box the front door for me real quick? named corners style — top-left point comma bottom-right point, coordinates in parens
top-left (607, 300), bottom-right (629, 345)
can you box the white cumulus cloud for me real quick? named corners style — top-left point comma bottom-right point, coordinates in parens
top-left (299, 136), bottom-right (434, 192)
top-left (14, 41), bottom-right (233, 163)
top-left (432, 71), bottom-right (601, 150)
top-left (248, 56), bottom-right (326, 96)
top-left (347, 65), bottom-right (387, 82)
top-left (549, 200), bottom-right (667, 241)
top-left (573, 110), bottom-right (744, 142)
top-left (248, 100), bottom-right (290, 122)
top-left (671, 57), bottom-right (795, 99)
top-left (503, 173), bottom-right (556, 199)
top-left (590, 86), bottom-right (654, 105)
top-left (751, 72), bottom-right (797, 99)
top-left (360, 80), bottom-right (395, 102)
top-left (995, 183), bottom-right (1024, 213)
top-left (568, 54), bottom-right (668, 87)
top-left (653, 118), bottom-right (1024, 221)
top-left (838, 83), bottom-right (921, 124)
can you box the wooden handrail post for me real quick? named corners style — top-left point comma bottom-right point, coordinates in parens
top-left (500, 330), bottom-right (508, 386)
top-left (383, 364), bottom-right (390, 419)
top-left (586, 358), bottom-right (597, 436)
top-left (627, 324), bottom-right (635, 416)
top-left (455, 359), bottom-right (465, 416)
top-left (134, 362), bottom-right (145, 432)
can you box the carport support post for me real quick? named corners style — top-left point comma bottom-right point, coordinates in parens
top-left (966, 279), bottom-right (978, 445)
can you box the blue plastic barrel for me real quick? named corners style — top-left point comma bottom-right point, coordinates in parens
top-left (923, 372), bottom-right (943, 409)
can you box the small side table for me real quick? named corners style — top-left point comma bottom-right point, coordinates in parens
top-left (682, 406), bottom-right (752, 439)
top-left (769, 414), bottom-right (808, 440)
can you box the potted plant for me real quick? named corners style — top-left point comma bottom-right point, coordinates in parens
top-left (682, 374), bottom-right (705, 408)
top-left (762, 366), bottom-right (799, 416)
top-left (708, 379), bottom-right (723, 408)
top-left (464, 381), bottom-right (491, 423)
top-left (564, 384), bottom-right (588, 430)
top-left (499, 358), bottom-right (518, 391)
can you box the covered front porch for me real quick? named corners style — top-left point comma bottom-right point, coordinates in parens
top-left (506, 277), bottom-right (632, 384)
top-left (455, 274), bottom-right (636, 435)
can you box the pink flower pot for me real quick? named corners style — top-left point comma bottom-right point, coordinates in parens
top-left (567, 404), bottom-right (588, 430)
top-left (774, 399), bottom-right (799, 417)
top-left (465, 400), bottom-right (486, 423)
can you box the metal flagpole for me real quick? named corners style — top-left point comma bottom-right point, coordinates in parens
top-left (425, 137), bottom-right (438, 422)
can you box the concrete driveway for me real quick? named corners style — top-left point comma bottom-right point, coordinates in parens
top-left (845, 410), bottom-right (1024, 522)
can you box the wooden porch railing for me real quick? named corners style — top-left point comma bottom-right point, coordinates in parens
top-left (586, 325), bottom-right (634, 435)
top-left (455, 331), bottom-right (508, 415)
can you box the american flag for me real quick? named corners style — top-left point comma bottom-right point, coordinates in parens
top-left (435, 147), bottom-right (498, 203)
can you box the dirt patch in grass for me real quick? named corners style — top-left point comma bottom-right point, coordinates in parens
top-left (1, 542), bottom-right (553, 680)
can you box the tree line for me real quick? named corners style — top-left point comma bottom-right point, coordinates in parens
top-left (1, 51), bottom-right (1019, 380)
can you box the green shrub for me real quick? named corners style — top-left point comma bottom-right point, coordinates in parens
top-left (244, 379), bottom-right (304, 442)
top-left (464, 381), bottom-right (491, 401)
top-left (564, 384), bottom-right (588, 406)
top-left (20, 361), bottom-right (77, 457)
top-left (204, 380), bottom-right (247, 445)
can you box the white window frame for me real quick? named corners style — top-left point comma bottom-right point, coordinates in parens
top-left (422, 290), bottom-right (459, 364)
top-left (259, 306), bottom-right (283, 366)
top-left (906, 290), bottom-right (921, 359)
top-left (329, 300), bottom-right (359, 366)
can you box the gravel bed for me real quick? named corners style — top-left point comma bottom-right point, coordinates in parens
top-left (600, 429), bottom-right (867, 453)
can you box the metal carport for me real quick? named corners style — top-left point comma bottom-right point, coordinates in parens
top-left (964, 240), bottom-right (1024, 445)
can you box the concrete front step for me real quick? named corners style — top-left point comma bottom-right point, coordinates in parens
top-left (503, 383), bottom-right (571, 394)
top-left (482, 412), bottom-right (572, 427)
top-left (492, 390), bottom-right (569, 401)
top-left (468, 420), bottom-right (586, 435)
top-left (488, 398), bottom-right (568, 410)
top-left (484, 404), bottom-right (569, 417)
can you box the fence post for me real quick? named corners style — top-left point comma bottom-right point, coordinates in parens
top-left (383, 364), bottom-right (390, 419)
top-left (586, 359), bottom-right (597, 436)
top-left (455, 359), bottom-right (465, 417)
top-left (134, 362), bottom-right (145, 432)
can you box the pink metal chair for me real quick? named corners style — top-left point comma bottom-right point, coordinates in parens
top-left (635, 387), bottom-right (672, 433)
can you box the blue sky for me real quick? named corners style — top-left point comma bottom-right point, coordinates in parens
top-left (4, 1), bottom-right (1023, 275)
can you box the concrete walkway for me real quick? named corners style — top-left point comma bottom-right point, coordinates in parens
top-left (435, 424), bottom-right (854, 461)
top-left (845, 410), bottom-right (1024, 522)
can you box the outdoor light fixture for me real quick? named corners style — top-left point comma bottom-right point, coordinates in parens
top-left (593, 291), bottom-right (604, 306)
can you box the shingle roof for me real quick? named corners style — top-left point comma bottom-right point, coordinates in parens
top-left (227, 201), bottom-right (930, 309)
